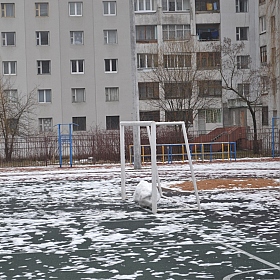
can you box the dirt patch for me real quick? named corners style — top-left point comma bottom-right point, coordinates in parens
top-left (170, 178), bottom-right (280, 191)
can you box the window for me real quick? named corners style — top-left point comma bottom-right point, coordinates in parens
top-left (164, 82), bottom-right (192, 99)
top-left (195, 0), bottom-right (219, 12)
top-left (71, 60), bottom-right (84, 74)
top-left (165, 110), bottom-right (193, 124)
top-left (137, 53), bottom-right (158, 69)
top-left (197, 24), bottom-right (220, 41)
top-left (1, 3), bottom-right (15, 17)
top-left (3, 61), bottom-right (16, 75)
top-left (136, 25), bottom-right (157, 43)
top-left (72, 88), bottom-right (85, 103)
top-left (35, 3), bottom-right (48, 17)
top-left (260, 46), bottom-right (267, 64)
top-left (103, 1), bottom-right (116, 15)
top-left (39, 118), bottom-right (53, 132)
top-left (198, 80), bottom-right (222, 97)
top-left (2, 32), bottom-right (15, 46)
top-left (236, 27), bottom-right (249, 40)
top-left (140, 111), bottom-right (160, 122)
top-left (271, 47), bottom-right (276, 69)
top-left (106, 116), bottom-right (119, 130)
top-left (261, 76), bottom-right (269, 94)
top-left (273, 110), bottom-right (278, 125)
top-left (272, 78), bottom-right (276, 96)
top-left (259, 16), bottom-right (266, 33)
top-left (70, 31), bottom-right (84, 45)
top-left (36, 31), bottom-right (49, 46)
top-left (271, 16), bottom-right (275, 33)
top-left (237, 83), bottom-right (250, 96)
top-left (262, 106), bottom-right (268, 126)
top-left (105, 87), bottom-right (119, 102)
top-left (4, 89), bottom-right (18, 102)
top-left (162, 0), bottom-right (190, 11)
top-left (237, 55), bottom-right (250, 69)
top-left (38, 89), bottom-right (51, 103)
top-left (164, 53), bottom-right (191, 68)
top-left (236, 0), bottom-right (248, 13)
top-left (103, 30), bottom-right (117, 44)
top-left (72, 117), bottom-right (86, 131)
top-left (138, 82), bottom-right (159, 100)
top-left (206, 109), bottom-right (221, 123)
top-left (37, 60), bottom-right (51, 74)
top-left (69, 2), bottom-right (82, 16)
top-left (163, 25), bottom-right (190, 41)
top-left (134, 0), bottom-right (154, 12)
top-left (196, 52), bottom-right (221, 69)
top-left (7, 118), bottom-right (19, 134)
top-left (104, 59), bottom-right (117, 72)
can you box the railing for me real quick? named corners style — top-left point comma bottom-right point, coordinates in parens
top-left (129, 142), bottom-right (236, 164)
top-left (190, 142), bottom-right (236, 162)
top-left (0, 127), bottom-right (278, 168)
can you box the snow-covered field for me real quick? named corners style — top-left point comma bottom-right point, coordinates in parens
top-left (0, 160), bottom-right (279, 279)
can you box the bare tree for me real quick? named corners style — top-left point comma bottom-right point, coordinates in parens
top-left (211, 37), bottom-right (270, 154)
top-left (0, 77), bottom-right (36, 161)
top-left (140, 39), bottom-right (220, 132)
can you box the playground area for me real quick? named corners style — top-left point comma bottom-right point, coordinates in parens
top-left (0, 159), bottom-right (279, 279)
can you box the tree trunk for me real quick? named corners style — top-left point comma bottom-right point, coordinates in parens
top-left (251, 111), bottom-right (259, 154)
top-left (4, 136), bottom-right (14, 162)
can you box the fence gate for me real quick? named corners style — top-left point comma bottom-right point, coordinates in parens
top-left (56, 123), bottom-right (77, 167)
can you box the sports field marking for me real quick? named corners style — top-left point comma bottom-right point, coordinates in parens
top-left (223, 268), bottom-right (279, 280)
top-left (220, 242), bottom-right (280, 272)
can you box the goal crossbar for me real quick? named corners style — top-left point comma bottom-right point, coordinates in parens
top-left (120, 121), bottom-right (201, 213)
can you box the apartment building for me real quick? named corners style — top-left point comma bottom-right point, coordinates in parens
top-left (135, 0), bottom-right (279, 132)
top-left (0, 1), bottom-right (135, 133)
top-left (0, 0), bottom-right (279, 134)
top-left (258, 0), bottom-right (280, 127)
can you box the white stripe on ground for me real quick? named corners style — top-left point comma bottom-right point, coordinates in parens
top-left (220, 242), bottom-right (280, 272)
top-left (223, 268), bottom-right (278, 280)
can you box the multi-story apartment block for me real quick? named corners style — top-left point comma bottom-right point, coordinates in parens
top-left (258, 0), bottom-right (280, 128)
top-left (135, 0), bottom-right (279, 132)
top-left (0, 1), bottom-right (135, 133)
top-left (0, 0), bottom-right (279, 134)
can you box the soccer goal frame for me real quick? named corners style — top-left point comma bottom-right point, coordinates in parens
top-left (120, 121), bottom-right (201, 214)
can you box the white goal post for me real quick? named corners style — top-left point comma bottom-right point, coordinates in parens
top-left (120, 121), bottom-right (201, 214)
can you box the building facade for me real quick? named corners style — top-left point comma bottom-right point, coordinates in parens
top-left (259, 0), bottom-right (280, 128)
top-left (0, 0), bottom-right (279, 134)
top-left (135, 0), bottom-right (279, 132)
top-left (0, 0), bottom-right (135, 133)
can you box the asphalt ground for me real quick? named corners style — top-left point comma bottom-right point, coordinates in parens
top-left (0, 177), bottom-right (279, 280)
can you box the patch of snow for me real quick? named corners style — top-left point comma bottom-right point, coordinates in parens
top-left (133, 180), bottom-right (160, 208)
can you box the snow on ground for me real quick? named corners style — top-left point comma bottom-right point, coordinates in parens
top-left (0, 159), bottom-right (279, 279)
top-left (0, 158), bottom-right (279, 183)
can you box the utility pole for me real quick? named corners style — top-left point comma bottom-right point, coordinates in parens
top-left (129, 0), bottom-right (141, 169)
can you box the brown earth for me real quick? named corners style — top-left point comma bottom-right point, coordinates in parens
top-left (170, 178), bottom-right (280, 191)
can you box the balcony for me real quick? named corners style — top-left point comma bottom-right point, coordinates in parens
top-left (228, 98), bottom-right (247, 108)
top-left (195, 0), bottom-right (220, 12)
top-left (196, 24), bottom-right (219, 41)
